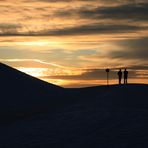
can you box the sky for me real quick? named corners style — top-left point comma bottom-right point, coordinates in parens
top-left (0, 0), bottom-right (148, 87)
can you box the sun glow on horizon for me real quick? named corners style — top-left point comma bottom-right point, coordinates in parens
top-left (19, 41), bottom-right (50, 46)
top-left (18, 67), bottom-right (48, 77)
top-left (14, 40), bottom-right (65, 48)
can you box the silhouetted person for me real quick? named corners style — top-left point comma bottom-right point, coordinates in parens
top-left (124, 68), bottom-right (128, 84)
top-left (106, 68), bottom-right (110, 86)
top-left (118, 69), bottom-right (122, 84)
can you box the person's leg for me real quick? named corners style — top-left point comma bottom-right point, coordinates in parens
top-left (119, 77), bottom-right (121, 84)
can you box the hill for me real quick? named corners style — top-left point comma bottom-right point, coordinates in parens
top-left (0, 63), bottom-right (148, 147)
top-left (0, 62), bottom-right (66, 121)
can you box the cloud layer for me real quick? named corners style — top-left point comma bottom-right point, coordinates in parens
top-left (0, 0), bottom-right (147, 36)
top-left (0, 0), bottom-right (148, 87)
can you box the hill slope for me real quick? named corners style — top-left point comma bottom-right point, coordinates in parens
top-left (0, 63), bottom-right (148, 147)
top-left (0, 63), bottom-right (65, 120)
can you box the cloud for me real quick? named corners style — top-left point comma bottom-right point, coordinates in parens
top-left (32, 0), bottom-right (78, 2)
top-left (52, 1), bottom-right (148, 24)
top-left (41, 66), bottom-right (148, 81)
top-left (33, 0), bottom-right (148, 4)
top-left (76, 2), bottom-right (148, 21)
top-left (40, 69), bottom-right (109, 80)
top-left (129, 65), bottom-right (148, 70)
top-left (108, 37), bottom-right (148, 60)
top-left (0, 59), bottom-right (66, 68)
top-left (46, 24), bottom-right (147, 36)
top-left (0, 23), bottom-right (145, 36)
top-left (2, 58), bottom-right (147, 83)
top-left (0, 0), bottom-right (148, 86)
top-left (0, 23), bottom-right (22, 35)
top-left (0, 1), bottom-right (147, 37)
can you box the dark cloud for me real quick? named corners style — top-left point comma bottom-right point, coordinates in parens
top-left (55, 2), bottom-right (148, 22)
top-left (109, 37), bottom-right (148, 60)
top-left (80, 3), bottom-right (148, 21)
top-left (44, 24), bottom-right (146, 36)
top-left (30, 0), bottom-right (70, 2)
top-left (0, 23), bottom-right (146, 36)
top-left (0, 1), bottom-right (147, 37)
top-left (33, 0), bottom-right (148, 4)
top-left (31, 0), bottom-right (95, 2)
top-left (129, 65), bottom-right (148, 70)
top-left (106, 3), bottom-right (148, 21)
top-left (0, 24), bottom-right (22, 35)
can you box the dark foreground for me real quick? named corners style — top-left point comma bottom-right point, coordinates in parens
top-left (0, 63), bottom-right (148, 148)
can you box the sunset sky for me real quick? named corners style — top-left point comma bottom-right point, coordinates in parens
top-left (0, 0), bottom-right (148, 87)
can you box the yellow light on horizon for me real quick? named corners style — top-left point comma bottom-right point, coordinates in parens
top-left (14, 40), bottom-right (65, 48)
top-left (18, 67), bottom-right (48, 77)
top-left (16, 41), bottom-right (50, 46)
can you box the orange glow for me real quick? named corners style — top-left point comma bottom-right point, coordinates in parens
top-left (0, 1), bottom-right (147, 88)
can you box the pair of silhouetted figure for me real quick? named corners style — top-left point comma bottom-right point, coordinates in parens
top-left (118, 69), bottom-right (128, 84)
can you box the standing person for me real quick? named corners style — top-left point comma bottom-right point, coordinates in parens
top-left (118, 69), bottom-right (122, 84)
top-left (106, 68), bottom-right (110, 86)
top-left (124, 68), bottom-right (128, 84)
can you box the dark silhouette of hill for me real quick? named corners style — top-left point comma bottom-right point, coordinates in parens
top-left (68, 84), bottom-right (148, 108)
top-left (0, 63), bottom-right (148, 147)
top-left (0, 62), bottom-right (66, 121)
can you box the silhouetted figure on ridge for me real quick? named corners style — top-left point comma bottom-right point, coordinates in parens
top-left (106, 68), bottom-right (110, 86)
top-left (124, 68), bottom-right (128, 84)
top-left (118, 69), bottom-right (122, 84)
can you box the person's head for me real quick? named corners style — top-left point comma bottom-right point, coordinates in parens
top-left (125, 68), bottom-right (127, 71)
top-left (119, 69), bottom-right (121, 71)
